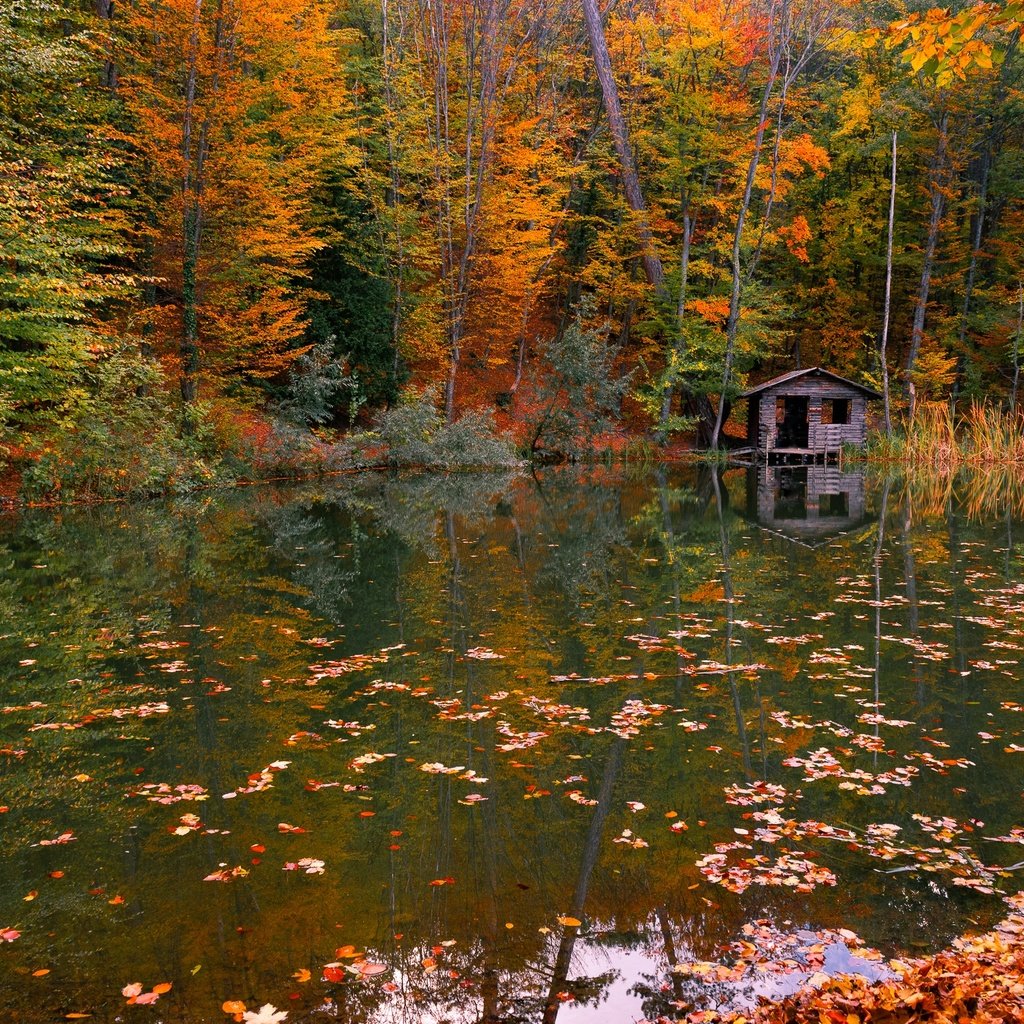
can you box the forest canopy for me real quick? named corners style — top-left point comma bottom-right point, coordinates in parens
top-left (3, 0), bottom-right (1024, 482)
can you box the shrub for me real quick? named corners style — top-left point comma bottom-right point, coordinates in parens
top-left (20, 346), bottom-right (226, 501)
top-left (526, 297), bottom-right (631, 461)
top-left (276, 339), bottom-right (364, 427)
top-left (373, 388), bottom-right (520, 469)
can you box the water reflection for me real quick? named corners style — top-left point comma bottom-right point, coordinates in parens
top-left (0, 467), bottom-right (1023, 1022)
top-left (746, 464), bottom-right (869, 546)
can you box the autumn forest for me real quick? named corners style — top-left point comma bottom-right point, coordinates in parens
top-left (7, 5), bottom-right (1024, 1023)
top-left (2, 1), bottom-right (1024, 488)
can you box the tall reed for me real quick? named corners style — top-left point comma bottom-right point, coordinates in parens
top-left (869, 401), bottom-right (1024, 468)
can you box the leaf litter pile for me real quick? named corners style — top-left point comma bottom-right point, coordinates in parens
top-left (1, 472), bottom-right (1024, 1022)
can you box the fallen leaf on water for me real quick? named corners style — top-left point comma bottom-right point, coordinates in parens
top-left (241, 1004), bottom-right (288, 1024)
top-left (557, 916), bottom-right (581, 928)
top-left (292, 969), bottom-right (310, 983)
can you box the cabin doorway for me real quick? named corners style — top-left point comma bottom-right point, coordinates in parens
top-left (775, 395), bottom-right (809, 448)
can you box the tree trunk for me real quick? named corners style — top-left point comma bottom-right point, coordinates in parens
top-left (1011, 282), bottom-right (1022, 416)
top-left (94, 0), bottom-right (118, 91)
top-left (381, 0), bottom-right (406, 401)
top-left (905, 110), bottom-right (949, 424)
top-left (658, 197), bottom-right (693, 435)
top-left (709, 47), bottom-right (783, 449)
top-left (180, 0), bottom-right (203, 422)
top-left (580, 0), bottom-right (664, 291)
top-left (439, 0), bottom-right (508, 423)
top-left (880, 130), bottom-right (897, 438)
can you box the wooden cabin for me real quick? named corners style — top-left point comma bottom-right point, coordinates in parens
top-left (741, 368), bottom-right (881, 461)
top-left (746, 464), bottom-right (868, 548)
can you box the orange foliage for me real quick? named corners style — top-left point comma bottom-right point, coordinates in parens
top-left (684, 893), bottom-right (1024, 1024)
top-left (120, 0), bottom-right (351, 397)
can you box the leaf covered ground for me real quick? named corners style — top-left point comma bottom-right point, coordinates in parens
top-left (677, 893), bottom-right (1024, 1024)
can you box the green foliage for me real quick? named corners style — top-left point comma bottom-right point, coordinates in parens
top-left (20, 347), bottom-right (224, 501)
top-left (373, 388), bottom-right (520, 469)
top-left (0, 2), bottom-right (133, 421)
top-left (527, 298), bottom-right (632, 460)
top-left (278, 340), bottom-right (363, 427)
top-left (304, 184), bottom-right (402, 413)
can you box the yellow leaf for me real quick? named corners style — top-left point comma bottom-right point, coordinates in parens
top-left (292, 968), bottom-right (311, 983)
top-left (557, 916), bottom-right (581, 928)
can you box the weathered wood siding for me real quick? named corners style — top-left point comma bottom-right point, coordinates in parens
top-left (754, 464), bottom-right (867, 536)
top-left (750, 374), bottom-right (870, 451)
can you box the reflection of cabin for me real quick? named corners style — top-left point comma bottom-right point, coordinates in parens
top-left (746, 464), bottom-right (868, 547)
top-left (740, 368), bottom-right (881, 462)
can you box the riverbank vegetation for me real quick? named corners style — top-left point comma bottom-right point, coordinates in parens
top-left (4, 1), bottom-right (1024, 497)
top-left (869, 402), bottom-right (1024, 469)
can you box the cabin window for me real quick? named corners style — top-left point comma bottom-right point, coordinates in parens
top-left (773, 468), bottom-right (807, 519)
top-left (821, 398), bottom-right (850, 425)
top-left (820, 492), bottom-right (849, 517)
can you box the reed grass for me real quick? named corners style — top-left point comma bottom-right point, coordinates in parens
top-left (892, 466), bottom-right (1024, 521)
top-left (869, 401), bottom-right (1024, 469)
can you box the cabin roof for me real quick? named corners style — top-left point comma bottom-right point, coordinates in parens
top-left (739, 367), bottom-right (882, 400)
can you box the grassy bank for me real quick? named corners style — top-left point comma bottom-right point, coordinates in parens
top-left (0, 390), bottom-right (524, 509)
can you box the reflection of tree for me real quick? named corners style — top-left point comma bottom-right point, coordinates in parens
top-left (540, 737), bottom-right (625, 1023)
top-left (712, 470), bottom-right (752, 781)
top-left (900, 490), bottom-right (926, 708)
top-left (532, 473), bottom-right (630, 616)
top-left (3, 467), bottom-right (1024, 1022)
top-left (358, 470), bottom-right (522, 557)
top-left (872, 481), bottom-right (891, 766)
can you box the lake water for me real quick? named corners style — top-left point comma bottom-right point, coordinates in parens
top-left (1, 466), bottom-right (1023, 1023)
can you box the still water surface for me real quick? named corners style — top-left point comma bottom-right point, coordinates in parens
top-left (1, 466), bottom-right (1023, 1022)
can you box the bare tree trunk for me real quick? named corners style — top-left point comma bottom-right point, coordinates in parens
top-left (179, 0), bottom-right (233, 425)
top-left (1011, 282), bottom-right (1022, 416)
top-left (94, 0), bottom-right (117, 90)
top-left (381, 0), bottom-right (407, 399)
top-left (438, 0), bottom-right (510, 423)
top-left (709, 48), bottom-right (783, 449)
top-left (708, 0), bottom-right (840, 449)
top-left (180, 0), bottom-right (203, 421)
top-left (954, 147), bottom-right (989, 397)
top-left (905, 110), bottom-right (949, 424)
top-left (580, 0), bottom-right (664, 291)
top-left (880, 130), bottom-right (896, 438)
top-left (658, 196), bottom-right (693, 434)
